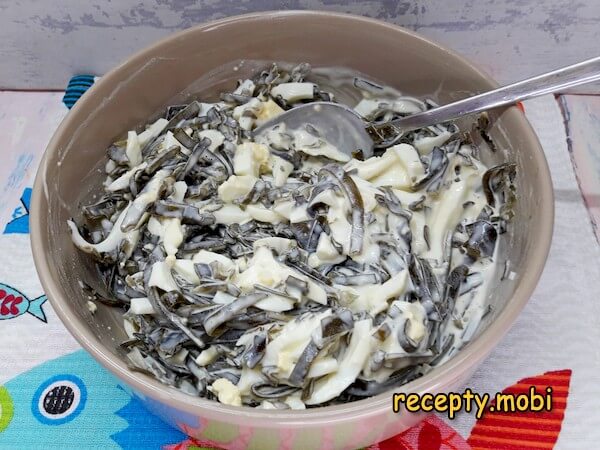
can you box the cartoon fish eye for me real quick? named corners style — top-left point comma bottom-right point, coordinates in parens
top-left (31, 375), bottom-right (87, 425)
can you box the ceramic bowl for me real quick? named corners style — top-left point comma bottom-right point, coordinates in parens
top-left (30, 11), bottom-right (553, 450)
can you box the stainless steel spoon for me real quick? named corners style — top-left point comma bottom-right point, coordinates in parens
top-left (254, 55), bottom-right (600, 159)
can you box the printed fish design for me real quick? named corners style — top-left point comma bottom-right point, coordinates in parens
top-left (3, 187), bottom-right (32, 235)
top-left (0, 349), bottom-right (187, 449)
top-left (0, 282), bottom-right (47, 322)
top-left (0, 347), bottom-right (573, 450)
top-left (467, 369), bottom-right (571, 450)
top-left (62, 75), bottom-right (96, 109)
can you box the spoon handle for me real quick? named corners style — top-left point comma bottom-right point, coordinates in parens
top-left (387, 55), bottom-right (600, 132)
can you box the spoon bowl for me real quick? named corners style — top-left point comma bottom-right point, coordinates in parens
top-left (253, 101), bottom-right (375, 159)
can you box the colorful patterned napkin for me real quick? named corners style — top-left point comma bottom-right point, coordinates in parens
top-left (0, 79), bottom-right (598, 449)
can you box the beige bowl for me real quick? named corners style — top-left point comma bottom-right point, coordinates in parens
top-left (30, 10), bottom-right (553, 450)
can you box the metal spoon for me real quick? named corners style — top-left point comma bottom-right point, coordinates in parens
top-left (254, 55), bottom-right (600, 159)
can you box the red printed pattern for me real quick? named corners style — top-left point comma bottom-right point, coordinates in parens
top-left (367, 415), bottom-right (470, 450)
top-left (467, 369), bottom-right (571, 450)
top-left (0, 289), bottom-right (23, 316)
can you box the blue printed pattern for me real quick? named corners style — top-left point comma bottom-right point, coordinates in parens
top-left (0, 350), bottom-right (187, 449)
top-left (62, 75), bottom-right (95, 109)
top-left (0, 72), bottom-right (194, 450)
top-left (112, 386), bottom-right (187, 449)
top-left (4, 187), bottom-right (31, 234)
top-left (0, 282), bottom-right (47, 322)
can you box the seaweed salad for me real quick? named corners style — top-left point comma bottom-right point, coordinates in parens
top-left (68, 63), bottom-right (515, 409)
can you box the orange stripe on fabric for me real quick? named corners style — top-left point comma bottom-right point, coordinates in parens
top-left (528, 374), bottom-right (571, 382)
top-left (470, 431), bottom-right (557, 444)
top-left (470, 444), bottom-right (531, 450)
top-left (511, 378), bottom-right (570, 388)
top-left (485, 410), bottom-right (565, 420)
top-left (496, 394), bottom-right (568, 408)
top-left (481, 416), bottom-right (562, 431)
top-left (481, 415), bottom-right (563, 425)
top-left (503, 387), bottom-right (568, 398)
top-left (511, 383), bottom-right (569, 393)
top-left (468, 435), bottom-right (554, 449)
top-left (470, 425), bottom-right (559, 442)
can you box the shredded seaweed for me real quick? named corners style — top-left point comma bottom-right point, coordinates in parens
top-left (69, 62), bottom-right (515, 409)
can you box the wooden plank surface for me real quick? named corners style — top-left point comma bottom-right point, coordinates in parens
top-left (2, 1), bottom-right (600, 90)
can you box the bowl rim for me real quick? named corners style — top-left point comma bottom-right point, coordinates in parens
top-left (30, 9), bottom-right (554, 424)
